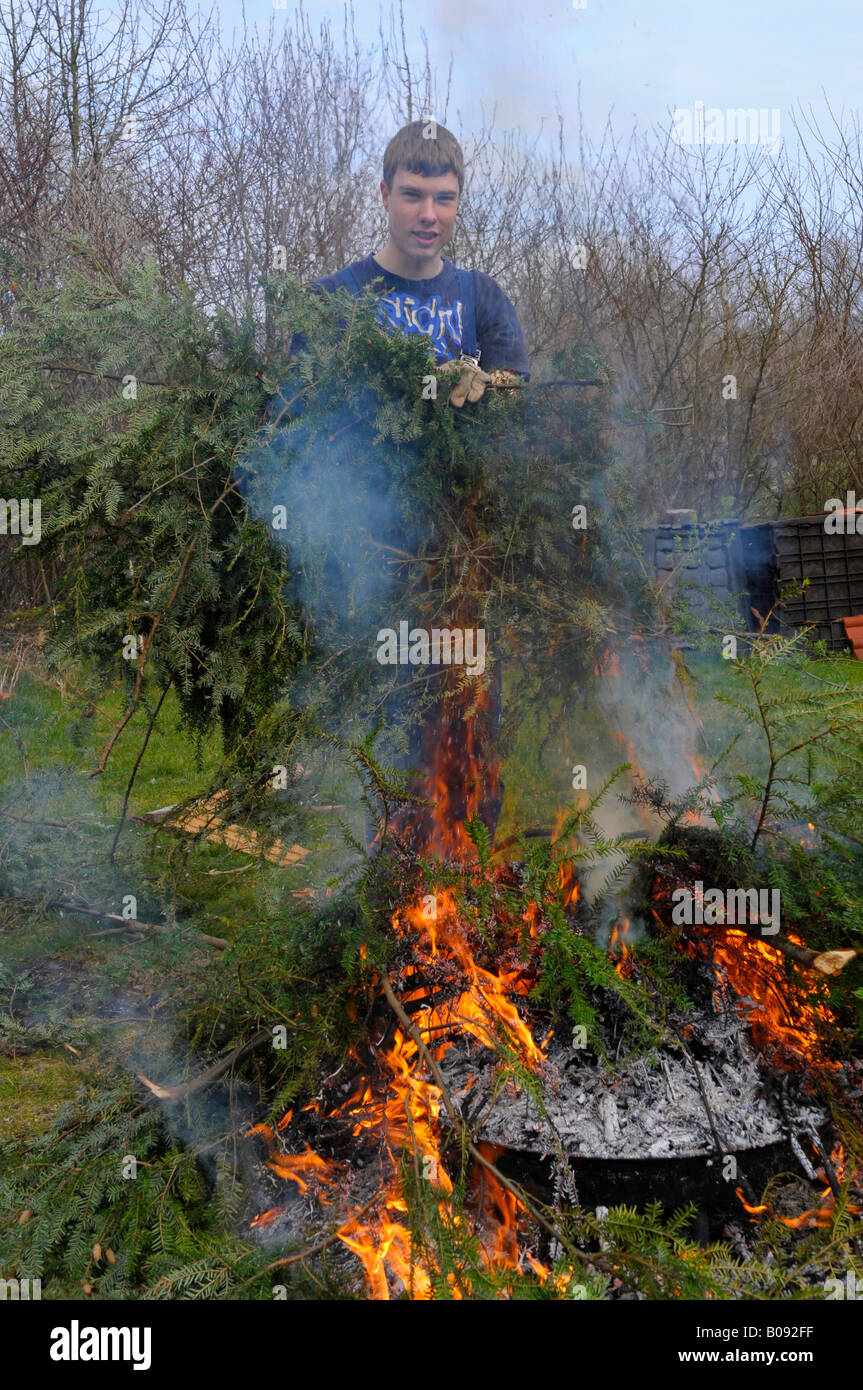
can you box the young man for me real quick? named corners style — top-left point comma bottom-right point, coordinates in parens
top-left (294, 122), bottom-right (525, 844)
top-left (311, 120), bottom-right (530, 405)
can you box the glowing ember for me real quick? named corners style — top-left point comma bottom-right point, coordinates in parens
top-left (250, 1207), bottom-right (283, 1230)
top-left (267, 1145), bottom-right (340, 1195)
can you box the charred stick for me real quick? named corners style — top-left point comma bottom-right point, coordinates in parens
top-left (465, 1077), bottom-right (508, 1137)
top-left (789, 1133), bottom-right (818, 1183)
top-left (808, 1126), bottom-right (842, 1201)
top-left (694, 916), bottom-right (858, 975)
top-left (492, 827), bottom-right (554, 856)
top-left (400, 988), bottom-right (463, 1016)
top-left (738, 927), bottom-right (857, 976)
top-left (776, 1077), bottom-right (813, 1183)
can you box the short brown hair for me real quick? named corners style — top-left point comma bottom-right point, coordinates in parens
top-left (382, 120), bottom-right (465, 194)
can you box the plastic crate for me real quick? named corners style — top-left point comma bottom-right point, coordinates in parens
top-left (642, 521), bottom-right (749, 629)
top-left (647, 515), bottom-right (863, 654)
top-left (765, 516), bottom-right (863, 651)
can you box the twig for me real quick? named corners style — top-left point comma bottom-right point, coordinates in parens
top-left (327, 415), bottom-right (369, 443)
top-left (37, 361), bottom-right (167, 387)
top-left (0, 813), bottom-right (73, 829)
top-left (490, 378), bottom-right (604, 390)
top-left (49, 899), bottom-right (229, 950)
top-left (136, 1029), bottom-right (270, 1103)
top-left (109, 685), bottom-right (169, 862)
top-left (89, 703), bottom-right (137, 778)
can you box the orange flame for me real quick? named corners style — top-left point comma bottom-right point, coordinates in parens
top-left (338, 1211), bottom-right (435, 1300)
top-left (556, 861), bottom-right (579, 909)
top-left (267, 1145), bottom-right (340, 1195)
top-left (701, 927), bottom-right (834, 1071)
top-left (250, 649), bottom-right (562, 1297)
top-left (250, 1207), bottom-right (283, 1229)
top-left (736, 1146), bottom-right (860, 1228)
top-left (610, 917), bottom-right (634, 978)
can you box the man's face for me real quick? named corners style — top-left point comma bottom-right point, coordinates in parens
top-left (380, 166), bottom-right (460, 266)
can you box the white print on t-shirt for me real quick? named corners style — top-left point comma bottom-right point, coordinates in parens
top-left (376, 291), bottom-right (464, 359)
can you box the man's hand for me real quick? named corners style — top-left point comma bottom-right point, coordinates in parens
top-left (437, 358), bottom-right (493, 408)
top-left (437, 361), bottom-right (522, 407)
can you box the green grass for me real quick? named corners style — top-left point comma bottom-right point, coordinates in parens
top-left (0, 666), bottom-right (369, 1145)
top-left (686, 649), bottom-right (863, 782)
top-left (0, 1052), bottom-right (84, 1142)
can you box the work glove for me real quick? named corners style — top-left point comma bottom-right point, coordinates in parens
top-left (438, 356), bottom-right (493, 408)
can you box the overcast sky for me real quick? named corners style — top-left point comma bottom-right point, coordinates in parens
top-left (206, 0), bottom-right (863, 151)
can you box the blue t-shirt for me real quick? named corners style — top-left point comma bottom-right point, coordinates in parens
top-left (310, 255), bottom-right (529, 377)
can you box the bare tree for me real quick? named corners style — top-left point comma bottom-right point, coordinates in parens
top-left (4, 0), bottom-right (863, 522)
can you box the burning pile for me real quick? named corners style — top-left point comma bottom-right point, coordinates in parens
top-left (648, 825), bottom-right (854, 1073)
top-left (248, 666), bottom-right (568, 1298)
top-left (245, 643), bottom-right (862, 1296)
top-left (647, 825), bottom-right (863, 1229)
